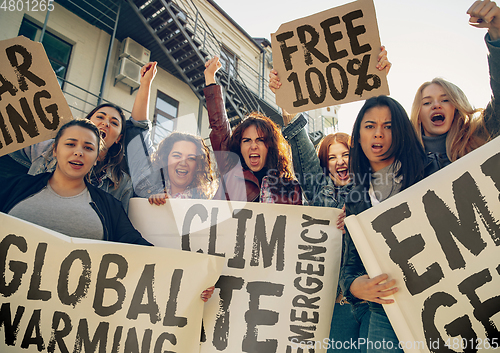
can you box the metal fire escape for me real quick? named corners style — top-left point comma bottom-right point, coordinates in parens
top-left (124, 0), bottom-right (281, 126)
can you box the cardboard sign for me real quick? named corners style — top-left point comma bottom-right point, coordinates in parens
top-left (271, 0), bottom-right (389, 114)
top-left (0, 36), bottom-right (72, 157)
top-left (0, 213), bottom-right (224, 353)
top-left (129, 199), bottom-right (343, 353)
top-left (345, 136), bottom-right (500, 353)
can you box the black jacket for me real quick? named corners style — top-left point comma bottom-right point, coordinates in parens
top-left (0, 172), bottom-right (151, 246)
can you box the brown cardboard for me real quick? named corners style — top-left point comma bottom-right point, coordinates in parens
top-left (0, 36), bottom-right (72, 157)
top-left (271, 0), bottom-right (389, 114)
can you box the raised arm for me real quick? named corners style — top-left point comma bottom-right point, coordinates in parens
top-left (468, 0), bottom-right (500, 138)
top-left (125, 62), bottom-right (161, 198)
top-left (131, 61), bottom-right (157, 122)
top-left (203, 57), bottom-right (231, 163)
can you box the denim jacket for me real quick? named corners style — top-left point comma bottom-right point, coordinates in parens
top-left (282, 113), bottom-right (352, 208)
top-left (124, 117), bottom-right (162, 198)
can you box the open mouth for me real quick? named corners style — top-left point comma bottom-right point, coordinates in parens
top-left (69, 161), bottom-right (83, 167)
top-left (176, 168), bottom-right (189, 177)
top-left (99, 130), bottom-right (107, 139)
top-left (431, 114), bottom-right (445, 122)
top-left (372, 143), bottom-right (383, 153)
top-left (336, 167), bottom-right (349, 180)
top-left (249, 153), bottom-right (260, 166)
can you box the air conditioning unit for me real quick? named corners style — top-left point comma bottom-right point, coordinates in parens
top-left (120, 37), bottom-right (150, 65)
top-left (115, 57), bottom-right (141, 89)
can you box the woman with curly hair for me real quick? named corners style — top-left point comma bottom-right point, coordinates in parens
top-left (410, 0), bottom-right (500, 166)
top-left (145, 131), bottom-right (215, 204)
top-left (204, 56), bottom-right (301, 204)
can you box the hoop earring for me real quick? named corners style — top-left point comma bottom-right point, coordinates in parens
top-left (110, 143), bottom-right (123, 158)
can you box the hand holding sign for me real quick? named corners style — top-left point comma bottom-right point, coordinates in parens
top-left (271, 0), bottom-right (389, 114)
top-left (270, 45), bottom-right (391, 97)
top-left (350, 273), bottom-right (398, 305)
top-left (376, 45), bottom-right (391, 74)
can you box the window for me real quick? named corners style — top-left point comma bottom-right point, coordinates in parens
top-left (152, 91), bottom-right (178, 146)
top-left (220, 46), bottom-right (237, 77)
top-left (18, 18), bottom-right (72, 87)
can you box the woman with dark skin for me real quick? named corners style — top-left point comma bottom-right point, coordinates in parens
top-left (341, 96), bottom-right (428, 353)
top-left (270, 47), bottom-right (390, 353)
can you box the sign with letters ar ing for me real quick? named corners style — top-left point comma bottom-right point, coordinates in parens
top-left (271, 0), bottom-right (389, 114)
top-left (345, 136), bottom-right (500, 353)
top-left (0, 36), bottom-right (72, 157)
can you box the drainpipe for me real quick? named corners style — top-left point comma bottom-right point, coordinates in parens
top-left (39, 9), bottom-right (50, 43)
top-left (197, 99), bottom-right (204, 135)
top-left (261, 50), bottom-right (266, 99)
top-left (98, 2), bottom-right (121, 105)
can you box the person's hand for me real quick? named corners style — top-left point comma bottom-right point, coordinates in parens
top-left (468, 0), bottom-right (500, 40)
top-left (148, 193), bottom-right (168, 205)
top-left (269, 69), bottom-right (282, 94)
top-left (376, 46), bottom-right (391, 74)
top-left (349, 274), bottom-right (398, 305)
top-left (201, 286), bottom-right (215, 302)
top-left (337, 206), bottom-right (346, 234)
top-left (204, 56), bottom-right (222, 85)
top-left (268, 69), bottom-right (294, 125)
top-left (140, 62), bottom-right (157, 86)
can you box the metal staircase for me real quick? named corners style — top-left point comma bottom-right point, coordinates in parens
top-left (124, 0), bottom-right (281, 126)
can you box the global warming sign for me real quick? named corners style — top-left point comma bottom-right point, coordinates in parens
top-left (0, 213), bottom-right (224, 353)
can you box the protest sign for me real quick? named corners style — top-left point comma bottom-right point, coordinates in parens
top-left (344, 137), bottom-right (500, 353)
top-left (0, 36), bottom-right (72, 157)
top-left (271, 0), bottom-right (389, 114)
top-left (129, 199), bottom-right (343, 353)
top-left (0, 213), bottom-right (224, 353)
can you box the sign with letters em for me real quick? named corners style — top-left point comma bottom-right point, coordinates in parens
top-left (129, 199), bottom-right (343, 353)
top-left (345, 136), bottom-right (500, 353)
top-left (0, 36), bottom-right (72, 157)
top-left (271, 0), bottom-right (389, 114)
top-left (0, 213), bottom-right (224, 353)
